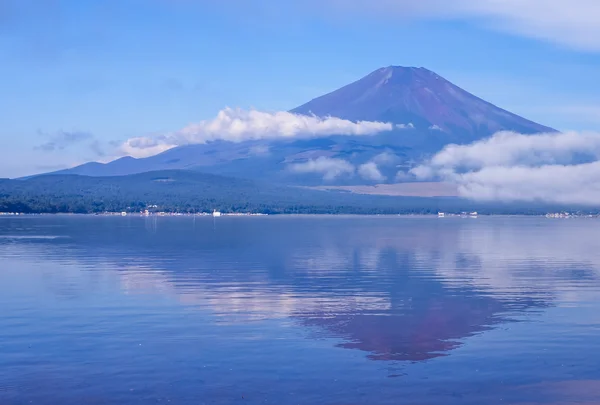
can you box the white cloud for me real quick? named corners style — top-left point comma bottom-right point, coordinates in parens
top-left (395, 171), bottom-right (411, 182)
top-left (358, 162), bottom-right (386, 182)
top-left (248, 144), bottom-right (270, 155)
top-left (324, 0), bottom-right (600, 51)
top-left (372, 151), bottom-right (400, 166)
top-left (412, 130), bottom-right (600, 205)
top-left (289, 157), bottom-right (355, 181)
top-left (120, 137), bottom-right (176, 159)
top-left (120, 108), bottom-right (394, 158)
top-left (429, 124), bottom-right (442, 131)
top-left (290, 157), bottom-right (389, 182)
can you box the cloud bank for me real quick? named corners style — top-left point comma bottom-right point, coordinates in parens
top-left (326, 0), bottom-right (600, 51)
top-left (412, 130), bottom-right (600, 205)
top-left (120, 108), bottom-right (394, 158)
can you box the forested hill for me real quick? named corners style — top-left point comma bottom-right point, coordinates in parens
top-left (0, 170), bottom-right (578, 215)
top-left (0, 170), bottom-right (433, 214)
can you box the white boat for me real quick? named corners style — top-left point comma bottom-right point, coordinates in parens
top-left (438, 212), bottom-right (445, 218)
top-left (212, 210), bottom-right (222, 217)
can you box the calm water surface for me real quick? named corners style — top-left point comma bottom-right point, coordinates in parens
top-left (2, 216), bottom-right (600, 404)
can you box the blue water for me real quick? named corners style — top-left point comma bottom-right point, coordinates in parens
top-left (2, 216), bottom-right (600, 404)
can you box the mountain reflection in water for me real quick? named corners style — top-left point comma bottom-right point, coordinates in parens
top-left (2, 216), bottom-right (600, 405)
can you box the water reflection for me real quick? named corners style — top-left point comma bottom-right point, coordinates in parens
top-left (2, 216), bottom-right (593, 365)
top-left (4, 216), bottom-right (600, 404)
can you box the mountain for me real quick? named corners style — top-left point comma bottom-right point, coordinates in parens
top-left (292, 66), bottom-right (554, 138)
top-left (46, 66), bottom-right (554, 184)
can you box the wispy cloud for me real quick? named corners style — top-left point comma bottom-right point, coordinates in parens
top-left (88, 140), bottom-right (107, 157)
top-left (372, 151), bottom-right (400, 166)
top-left (120, 107), bottom-right (395, 158)
top-left (290, 157), bottom-right (389, 183)
top-left (324, 0), bottom-right (600, 51)
top-left (35, 130), bottom-right (94, 152)
top-left (289, 157), bottom-right (355, 181)
top-left (119, 137), bottom-right (175, 159)
top-left (412, 130), bottom-right (600, 205)
top-left (248, 144), bottom-right (270, 155)
top-left (358, 162), bottom-right (386, 182)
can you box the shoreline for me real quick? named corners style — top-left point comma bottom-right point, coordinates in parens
top-left (1, 212), bottom-right (596, 219)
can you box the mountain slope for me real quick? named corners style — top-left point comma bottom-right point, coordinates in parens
top-left (292, 66), bottom-right (554, 138)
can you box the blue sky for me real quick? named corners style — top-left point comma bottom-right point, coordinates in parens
top-left (2, 0), bottom-right (600, 177)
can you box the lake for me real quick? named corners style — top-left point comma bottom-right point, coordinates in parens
top-left (2, 215), bottom-right (600, 404)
